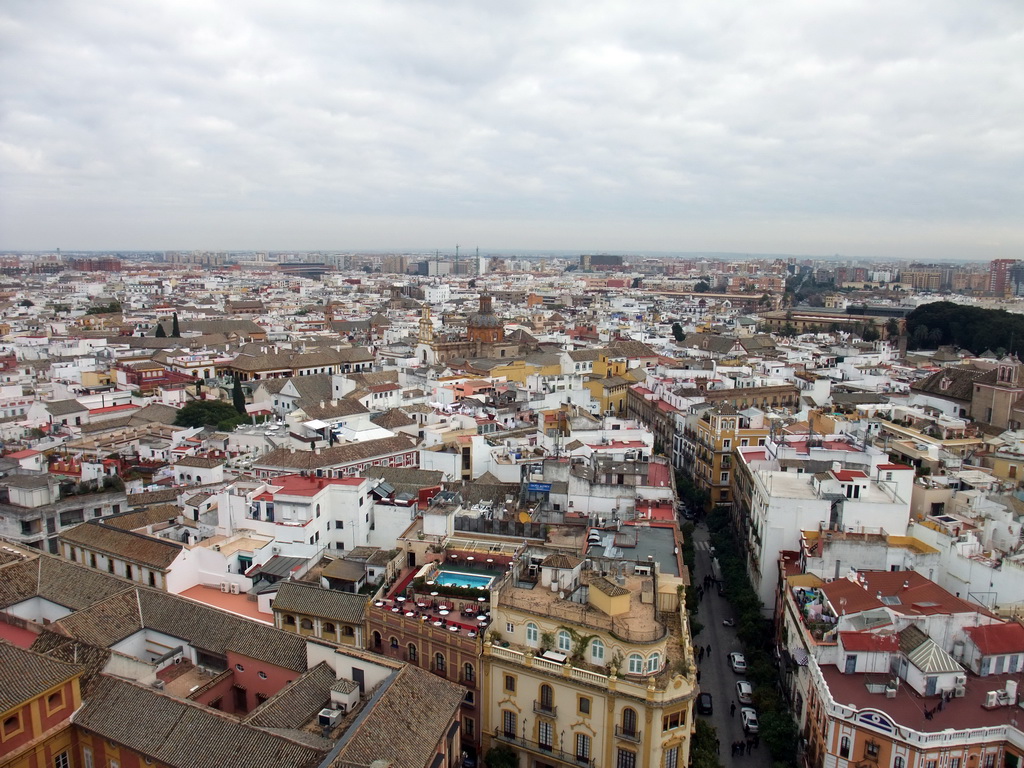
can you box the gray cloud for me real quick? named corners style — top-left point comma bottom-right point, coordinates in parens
top-left (1, 0), bottom-right (1022, 257)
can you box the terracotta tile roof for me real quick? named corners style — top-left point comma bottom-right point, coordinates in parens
top-left (965, 622), bottom-right (1024, 656)
top-left (335, 665), bottom-right (464, 768)
top-left (74, 676), bottom-right (326, 768)
top-left (244, 661), bottom-right (335, 729)
top-left (60, 521), bottom-right (184, 570)
top-left (174, 455), bottom-right (225, 469)
top-left (0, 554), bottom-right (132, 612)
top-left (299, 399), bottom-right (369, 420)
top-left (0, 641), bottom-right (82, 713)
top-left (910, 366), bottom-right (990, 402)
top-left (51, 584), bottom-right (308, 672)
top-left (541, 553), bottom-right (583, 569)
top-left (29, 631), bottom-right (112, 694)
top-left (590, 576), bottom-right (630, 597)
top-left (101, 504), bottom-right (182, 532)
top-left (371, 408), bottom-right (416, 429)
top-left (271, 581), bottom-right (367, 625)
top-left (839, 631), bottom-right (899, 653)
top-left (127, 488), bottom-right (180, 508)
top-left (255, 436), bottom-right (415, 471)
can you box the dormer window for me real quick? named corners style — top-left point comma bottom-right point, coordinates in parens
top-left (940, 378), bottom-right (951, 391)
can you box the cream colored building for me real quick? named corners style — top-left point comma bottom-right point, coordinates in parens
top-left (481, 553), bottom-right (696, 768)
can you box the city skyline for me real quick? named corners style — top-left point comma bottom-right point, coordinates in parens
top-left (2, 1), bottom-right (1022, 259)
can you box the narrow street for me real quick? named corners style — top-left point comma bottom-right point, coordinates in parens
top-left (690, 521), bottom-right (772, 767)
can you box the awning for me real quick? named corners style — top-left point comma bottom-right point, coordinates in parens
top-left (304, 419), bottom-right (329, 430)
top-left (791, 647), bottom-right (809, 666)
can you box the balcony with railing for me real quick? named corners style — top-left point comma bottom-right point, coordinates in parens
top-left (533, 700), bottom-right (557, 717)
top-left (494, 730), bottom-right (596, 767)
top-left (614, 725), bottom-right (642, 743)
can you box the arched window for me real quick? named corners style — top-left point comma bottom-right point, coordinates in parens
top-left (539, 684), bottom-right (554, 712)
top-left (342, 625), bottom-right (354, 636)
top-left (646, 652), bottom-right (661, 674)
top-left (435, 653), bottom-right (446, 673)
top-left (284, 615), bottom-right (296, 626)
top-left (464, 663), bottom-right (475, 682)
top-left (372, 631), bottom-right (381, 649)
top-left (839, 737), bottom-right (850, 758)
top-left (558, 630), bottom-right (572, 653)
top-left (627, 653), bottom-right (644, 675)
top-left (894, 758), bottom-right (905, 768)
top-left (316, 504), bottom-right (321, 518)
top-left (526, 622), bottom-right (539, 645)
top-left (300, 618), bottom-right (313, 630)
top-left (621, 707), bottom-right (638, 737)
top-left (323, 622), bottom-right (336, 635)
top-left (590, 638), bottom-right (605, 663)
top-left (408, 644), bottom-right (418, 662)
top-left (390, 636), bottom-right (399, 649)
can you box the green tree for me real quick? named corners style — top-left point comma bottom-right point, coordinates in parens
top-left (694, 280), bottom-right (710, 293)
top-left (885, 318), bottom-right (900, 339)
top-left (154, 322), bottom-right (167, 338)
top-left (171, 312), bottom-right (181, 337)
top-left (692, 719), bottom-right (724, 768)
top-left (861, 324), bottom-right (880, 342)
top-left (232, 377), bottom-right (247, 415)
top-left (671, 322), bottom-right (684, 342)
top-left (484, 744), bottom-right (518, 768)
top-left (19, 299), bottom-right (33, 307)
top-left (174, 400), bottom-right (243, 429)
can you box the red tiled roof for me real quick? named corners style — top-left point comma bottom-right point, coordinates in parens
top-left (840, 631), bottom-right (899, 652)
top-left (965, 622), bottom-right (1024, 656)
top-left (822, 571), bottom-right (995, 619)
top-left (834, 469), bottom-right (868, 482)
top-left (265, 473), bottom-right (364, 497)
top-left (89, 404), bottom-right (139, 414)
top-left (878, 463), bottom-right (914, 471)
top-left (6, 449), bottom-right (41, 459)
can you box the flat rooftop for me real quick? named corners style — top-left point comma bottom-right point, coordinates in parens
top-left (500, 572), bottom-right (667, 644)
top-left (821, 664), bottom-right (1024, 733)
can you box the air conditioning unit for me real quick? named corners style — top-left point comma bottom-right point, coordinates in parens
top-left (318, 708), bottom-right (344, 728)
top-left (213, 544), bottom-right (221, 552)
top-left (954, 685), bottom-right (966, 698)
top-left (955, 674), bottom-right (967, 687)
top-left (985, 691), bottom-right (1000, 708)
top-left (151, 680), bottom-right (165, 690)
top-left (272, 546), bottom-right (281, 554)
top-left (230, 583), bottom-right (240, 594)
top-left (220, 582), bottom-right (230, 593)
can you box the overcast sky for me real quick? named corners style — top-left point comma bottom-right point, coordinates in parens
top-left (1, 1), bottom-right (1022, 258)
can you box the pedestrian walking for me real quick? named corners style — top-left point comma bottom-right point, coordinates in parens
top-left (706, 643), bottom-right (711, 656)
top-left (715, 738), bottom-right (720, 755)
top-left (730, 701), bottom-right (736, 717)
top-left (698, 647), bottom-right (704, 662)
top-left (746, 740), bottom-right (753, 755)
top-left (753, 734), bottom-right (760, 749)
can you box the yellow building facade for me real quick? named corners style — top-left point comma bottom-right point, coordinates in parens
top-left (481, 557), bottom-right (696, 768)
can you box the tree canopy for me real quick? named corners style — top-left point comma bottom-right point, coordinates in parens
top-left (174, 400), bottom-right (248, 431)
top-left (905, 301), bottom-right (1024, 354)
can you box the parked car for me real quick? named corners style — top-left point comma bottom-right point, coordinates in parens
top-left (697, 692), bottom-right (714, 715)
top-left (728, 652), bottom-right (747, 673)
top-left (741, 707), bottom-right (759, 734)
top-left (736, 680), bottom-right (753, 704)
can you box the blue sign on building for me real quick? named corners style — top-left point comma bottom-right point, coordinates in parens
top-left (527, 482), bottom-right (552, 493)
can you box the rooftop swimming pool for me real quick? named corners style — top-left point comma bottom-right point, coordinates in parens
top-left (435, 570), bottom-right (494, 590)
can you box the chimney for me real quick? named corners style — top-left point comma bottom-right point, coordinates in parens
top-left (289, 446), bottom-right (296, 454)
top-left (331, 399), bottom-right (337, 407)
top-left (320, 400), bottom-right (325, 409)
